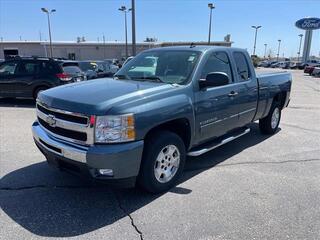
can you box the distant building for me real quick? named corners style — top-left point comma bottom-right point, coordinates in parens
top-left (0, 40), bottom-right (233, 60)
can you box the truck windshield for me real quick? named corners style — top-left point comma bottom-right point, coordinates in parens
top-left (115, 50), bottom-right (201, 85)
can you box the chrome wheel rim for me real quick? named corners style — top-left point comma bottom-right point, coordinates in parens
top-left (154, 145), bottom-right (180, 183)
top-left (271, 107), bottom-right (280, 129)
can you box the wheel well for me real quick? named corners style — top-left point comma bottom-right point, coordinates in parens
top-left (33, 85), bottom-right (49, 98)
top-left (145, 118), bottom-right (191, 150)
top-left (273, 91), bottom-right (287, 109)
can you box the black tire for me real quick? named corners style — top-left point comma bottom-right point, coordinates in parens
top-left (259, 102), bottom-right (281, 134)
top-left (33, 86), bottom-right (48, 100)
top-left (138, 131), bottom-right (186, 193)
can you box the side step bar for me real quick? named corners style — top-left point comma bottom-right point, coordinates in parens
top-left (187, 128), bottom-right (250, 157)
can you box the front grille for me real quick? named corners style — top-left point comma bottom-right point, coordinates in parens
top-left (38, 118), bottom-right (87, 141)
top-left (36, 102), bottom-right (93, 145)
top-left (37, 104), bottom-right (88, 124)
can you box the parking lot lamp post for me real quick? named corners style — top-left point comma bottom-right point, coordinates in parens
top-left (264, 43), bottom-right (267, 59)
top-left (119, 6), bottom-right (131, 59)
top-left (207, 3), bottom-right (215, 44)
top-left (297, 34), bottom-right (303, 62)
top-left (276, 39), bottom-right (281, 62)
top-left (251, 25), bottom-right (261, 56)
top-left (41, 8), bottom-right (56, 58)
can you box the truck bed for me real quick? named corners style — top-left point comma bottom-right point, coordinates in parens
top-left (254, 71), bottom-right (292, 121)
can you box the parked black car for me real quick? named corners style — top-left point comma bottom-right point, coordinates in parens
top-left (0, 57), bottom-right (86, 99)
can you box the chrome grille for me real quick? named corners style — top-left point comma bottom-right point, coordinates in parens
top-left (36, 101), bottom-right (94, 145)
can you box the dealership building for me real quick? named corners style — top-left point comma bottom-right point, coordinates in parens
top-left (0, 40), bottom-right (232, 60)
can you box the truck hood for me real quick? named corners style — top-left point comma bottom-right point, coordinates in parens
top-left (38, 78), bottom-right (173, 115)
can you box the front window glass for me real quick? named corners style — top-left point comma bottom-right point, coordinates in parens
top-left (0, 62), bottom-right (18, 76)
top-left (79, 62), bottom-right (98, 71)
top-left (63, 66), bottom-right (82, 74)
top-left (200, 51), bottom-right (233, 82)
top-left (115, 50), bottom-right (201, 85)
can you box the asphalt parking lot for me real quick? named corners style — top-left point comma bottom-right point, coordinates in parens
top-left (0, 69), bottom-right (319, 240)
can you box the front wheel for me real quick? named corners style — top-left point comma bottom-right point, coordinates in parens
top-left (259, 103), bottom-right (281, 134)
top-left (138, 131), bottom-right (186, 193)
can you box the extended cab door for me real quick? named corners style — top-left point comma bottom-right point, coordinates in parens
top-left (194, 51), bottom-right (242, 143)
top-left (0, 61), bottom-right (19, 97)
top-left (231, 52), bottom-right (258, 126)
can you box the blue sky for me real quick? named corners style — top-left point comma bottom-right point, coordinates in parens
top-left (0, 0), bottom-right (319, 57)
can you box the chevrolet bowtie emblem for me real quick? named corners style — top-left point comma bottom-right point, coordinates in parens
top-left (46, 115), bottom-right (57, 127)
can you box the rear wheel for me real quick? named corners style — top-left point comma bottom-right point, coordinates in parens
top-left (138, 131), bottom-right (186, 193)
top-left (259, 102), bottom-right (281, 134)
top-left (33, 86), bottom-right (48, 100)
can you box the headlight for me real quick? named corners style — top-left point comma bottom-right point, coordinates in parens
top-left (95, 114), bottom-right (135, 143)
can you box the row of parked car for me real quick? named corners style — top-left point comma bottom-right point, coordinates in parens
top-left (258, 59), bottom-right (320, 70)
top-left (0, 56), bottom-right (126, 99)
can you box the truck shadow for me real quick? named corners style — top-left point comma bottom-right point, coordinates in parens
top-left (0, 123), bottom-right (279, 237)
top-left (0, 98), bottom-right (36, 108)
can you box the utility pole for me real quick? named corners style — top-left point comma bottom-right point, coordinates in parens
top-left (119, 6), bottom-right (131, 58)
top-left (103, 35), bottom-right (106, 59)
top-left (41, 8), bottom-right (56, 58)
top-left (131, 0), bottom-right (136, 56)
top-left (276, 39), bottom-right (281, 62)
top-left (264, 43), bottom-right (267, 59)
top-left (207, 3), bottom-right (215, 44)
top-left (297, 34), bottom-right (303, 62)
top-left (251, 25), bottom-right (261, 56)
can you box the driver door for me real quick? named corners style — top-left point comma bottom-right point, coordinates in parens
top-left (194, 51), bottom-right (241, 143)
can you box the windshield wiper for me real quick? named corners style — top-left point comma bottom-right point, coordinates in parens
top-left (131, 76), bottom-right (164, 83)
top-left (113, 74), bottom-right (131, 80)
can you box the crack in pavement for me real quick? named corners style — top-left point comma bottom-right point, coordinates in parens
top-left (281, 123), bottom-right (320, 133)
top-left (216, 158), bottom-right (320, 168)
top-left (1, 159), bottom-right (320, 191)
top-left (0, 185), bottom-right (144, 240)
top-left (114, 191), bottom-right (144, 240)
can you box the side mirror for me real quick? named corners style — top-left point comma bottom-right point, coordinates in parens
top-left (199, 72), bottom-right (229, 89)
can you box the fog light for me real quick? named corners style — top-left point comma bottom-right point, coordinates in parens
top-left (97, 169), bottom-right (113, 176)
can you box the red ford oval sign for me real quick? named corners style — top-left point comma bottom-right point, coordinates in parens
top-left (295, 17), bottom-right (320, 30)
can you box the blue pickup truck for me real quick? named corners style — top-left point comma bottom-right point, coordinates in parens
top-left (32, 46), bottom-right (292, 193)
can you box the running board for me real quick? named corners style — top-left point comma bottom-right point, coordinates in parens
top-left (187, 128), bottom-right (250, 157)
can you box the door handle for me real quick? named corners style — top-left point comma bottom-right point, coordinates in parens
top-left (228, 91), bottom-right (238, 97)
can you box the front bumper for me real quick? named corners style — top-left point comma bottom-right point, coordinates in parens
top-left (32, 121), bottom-right (144, 182)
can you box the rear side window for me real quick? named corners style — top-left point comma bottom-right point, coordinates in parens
top-left (62, 62), bottom-right (79, 67)
top-left (40, 61), bottom-right (61, 74)
top-left (63, 66), bottom-right (82, 74)
top-left (233, 52), bottom-right (251, 81)
top-left (16, 61), bottom-right (40, 75)
top-left (200, 51), bottom-right (233, 82)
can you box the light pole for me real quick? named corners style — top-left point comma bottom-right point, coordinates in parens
top-left (297, 34), bottom-right (303, 62)
top-left (207, 3), bottom-right (215, 44)
top-left (251, 25), bottom-right (261, 56)
top-left (41, 8), bottom-right (56, 58)
top-left (276, 39), bottom-right (281, 62)
top-left (264, 43), bottom-right (267, 59)
top-left (119, 6), bottom-right (131, 59)
top-left (131, 0), bottom-right (136, 56)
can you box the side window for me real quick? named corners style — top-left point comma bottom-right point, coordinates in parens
top-left (40, 61), bottom-right (59, 74)
top-left (233, 52), bottom-right (251, 81)
top-left (200, 52), bottom-right (233, 82)
top-left (0, 62), bottom-right (18, 76)
top-left (16, 61), bottom-right (40, 75)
